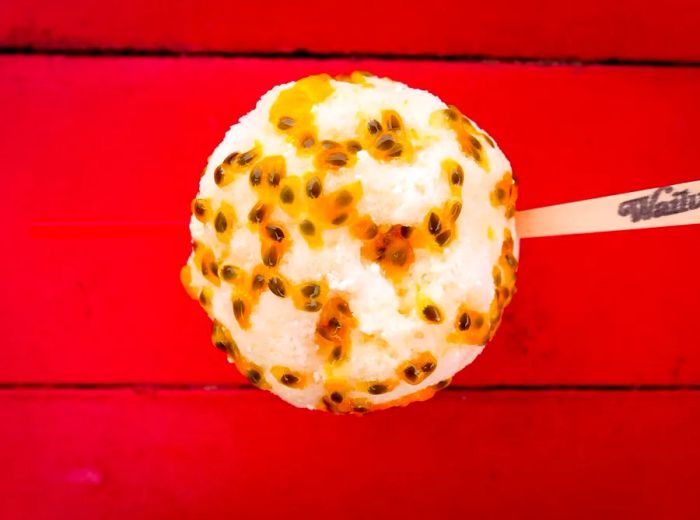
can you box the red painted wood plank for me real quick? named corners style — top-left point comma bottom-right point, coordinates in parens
top-left (2, 0), bottom-right (700, 62)
top-left (1, 389), bottom-right (699, 519)
top-left (1, 56), bottom-right (699, 385)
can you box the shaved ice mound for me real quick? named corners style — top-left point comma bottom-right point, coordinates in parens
top-left (181, 72), bottom-right (518, 413)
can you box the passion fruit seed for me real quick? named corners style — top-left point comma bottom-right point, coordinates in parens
top-left (280, 373), bottom-right (299, 386)
top-left (304, 301), bottom-right (322, 312)
top-left (428, 212), bottom-right (441, 235)
top-left (223, 152), bottom-right (238, 165)
top-left (436, 230), bottom-right (452, 246)
top-left (346, 140), bottom-right (362, 153)
top-left (263, 246), bottom-right (279, 267)
top-left (265, 224), bottom-right (285, 242)
top-left (368, 384), bottom-right (388, 395)
top-left (434, 379), bottom-right (450, 390)
top-left (387, 114), bottom-right (401, 131)
top-left (268, 277), bottom-right (287, 297)
top-left (367, 119), bottom-right (382, 134)
top-left (193, 200), bottom-right (207, 217)
top-left (252, 274), bottom-right (266, 290)
top-left (277, 116), bottom-right (295, 130)
top-left (387, 145), bottom-right (403, 158)
top-left (332, 213), bottom-right (348, 225)
top-left (232, 299), bottom-right (246, 321)
top-left (400, 225), bottom-right (413, 238)
top-left (301, 284), bottom-right (321, 298)
top-left (214, 166), bottom-right (225, 185)
top-left (220, 265), bottom-right (237, 281)
top-left (422, 362), bottom-right (436, 373)
top-left (335, 190), bottom-right (353, 207)
top-left (321, 140), bottom-right (338, 149)
top-left (458, 312), bottom-right (471, 330)
top-left (300, 220), bottom-right (316, 236)
top-left (326, 152), bottom-right (348, 167)
top-left (469, 135), bottom-right (482, 150)
top-left (214, 212), bottom-right (228, 233)
top-left (237, 150), bottom-right (257, 166)
top-left (391, 248), bottom-right (407, 266)
top-left (268, 170), bottom-right (281, 187)
top-left (451, 165), bottom-right (464, 186)
top-left (403, 365), bottom-right (418, 382)
top-left (337, 301), bottom-right (351, 316)
top-left (376, 134), bottom-right (395, 151)
top-left (247, 369), bottom-right (262, 385)
top-left (250, 166), bottom-right (262, 186)
top-left (302, 136), bottom-right (315, 148)
top-left (450, 201), bottom-right (462, 221)
top-left (330, 392), bottom-right (343, 403)
top-left (248, 203), bottom-right (268, 224)
top-left (280, 186), bottom-right (294, 204)
top-left (422, 305), bottom-right (443, 323)
top-left (330, 346), bottom-right (342, 361)
top-left (306, 177), bottom-right (322, 198)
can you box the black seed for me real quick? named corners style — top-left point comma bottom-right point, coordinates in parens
top-left (365, 223), bottom-right (378, 239)
top-left (280, 186), bottom-right (294, 204)
top-left (337, 301), bottom-right (351, 316)
top-left (422, 305), bottom-right (442, 323)
top-left (280, 373), bottom-right (299, 386)
top-left (252, 274), bottom-right (265, 290)
top-left (434, 379), bottom-right (450, 390)
top-left (387, 145), bottom-right (403, 158)
top-left (391, 249), bottom-right (407, 266)
top-left (330, 391), bottom-right (343, 403)
top-left (277, 116), bottom-right (295, 130)
top-left (263, 247), bottom-right (279, 267)
top-left (300, 220), bottom-right (316, 236)
top-left (223, 152), bottom-right (239, 165)
top-left (421, 362), bottom-right (436, 374)
top-left (198, 291), bottom-right (208, 306)
top-left (368, 384), bottom-right (388, 395)
top-left (214, 166), bottom-right (225, 185)
top-left (436, 230), bottom-right (452, 246)
top-left (193, 200), bottom-right (207, 216)
top-left (267, 170), bottom-right (281, 187)
top-left (330, 345), bottom-right (342, 361)
top-left (248, 203), bottom-right (267, 224)
top-left (249, 166), bottom-right (262, 186)
top-left (428, 212), bottom-right (441, 235)
top-left (450, 201), bottom-right (462, 221)
top-left (328, 317), bottom-right (341, 330)
top-left (306, 177), bottom-right (322, 198)
top-left (332, 213), bottom-right (348, 225)
top-left (302, 136), bottom-right (315, 148)
top-left (265, 224), bottom-right (285, 242)
top-left (444, 109), bottom-right (458, 121)
top-left (376, 134), bottom-right (395, 151)
top-left (326, 152), bottom-right (348, 167)
top-left (400, 225), bottom-right (413, 238)
top-left (403, 365), bottom-right (418, 382)
top-left (458, 312), bottom-right (471, 331)
top-left (214, 212), bottom-right (227, 233)
top-left (303, 300), bottom-right (322, 312)
top-left (232, 299), bottom-right (245, 321)
top-left (451, 166), bottom-right (464, 186)
top-left (387, 114), bottom-right (401, 131)
top-left (301, 284), bottom-right (320, 298)
top-left (335, 190), bottom-right (353, 207)
top-left (214, 340), bottom-right (230, 353)
top-left (208, 261), bottom-right (219, 278)
top-left (220, 265), bottom-right (237, 281)
top-left (367, 119), bottom-right (382, 134)
top-left (268, 277), bottom-right (286, 297)
top-left (246, 370), bottom-right (262, 385)
top-left (346, 140), bottom-right (362, 153)
top-left (474, 315), bottom-right (485, 328)
top-left (469, 135), bottom-right (482, 150)
top-left (237, 150), bottom-right (257, 166)
top-left (496, 188), bottom-right (506, 201)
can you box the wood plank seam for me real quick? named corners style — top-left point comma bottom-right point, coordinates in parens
top-left (2, 46), bottom-right (700, 68)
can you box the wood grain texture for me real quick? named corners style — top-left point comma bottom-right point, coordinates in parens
top-left (1, 389), bottom-right (699, 520)
top-left (1, 0), bottom-right (700, 62)
top-left (1, 56), bottom-right (699, 385)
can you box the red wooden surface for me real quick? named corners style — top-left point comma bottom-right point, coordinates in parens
top-left (2, 0), bottom-right (700, 62)
top-left (2, 389), bottom-right (699, 520)
top-left (1, 56), bottom-right (699, 385)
